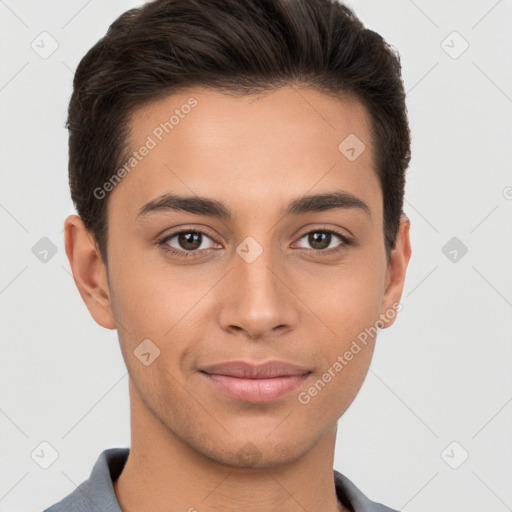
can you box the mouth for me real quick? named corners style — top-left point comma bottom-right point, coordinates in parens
top-left (200, 372), bottom-right (311, 402)
top-left (199, 360), bottom-right (312, 403)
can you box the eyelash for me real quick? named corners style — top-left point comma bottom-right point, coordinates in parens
top-left (157, 226), bottom-right (352, 260)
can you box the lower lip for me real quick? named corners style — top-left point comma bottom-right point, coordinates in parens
top-left (201, 372), bottom-right (310, 402)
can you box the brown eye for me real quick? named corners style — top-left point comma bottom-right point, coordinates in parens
top-left (307, 231), bottom-right (331, 250)
top-left (177, 232), bottom-right (202, 251)
top-left (160, 230), bottom-right (217, 256)
top-left (296, 229), bottom-right (350, 252)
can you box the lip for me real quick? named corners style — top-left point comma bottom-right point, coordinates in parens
top-left (199, 360), bottom-right (312, 403)
top-left (202, 373), bottom-right (310, 402)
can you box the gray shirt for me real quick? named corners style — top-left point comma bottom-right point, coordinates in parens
top-left (42, 448), bottom-right (399, 512)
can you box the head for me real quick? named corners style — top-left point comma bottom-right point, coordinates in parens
top-left (65, 0), bottom-right (411, 468)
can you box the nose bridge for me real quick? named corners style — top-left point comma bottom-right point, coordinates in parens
top-left (219, 235), bottom-right (297, 338)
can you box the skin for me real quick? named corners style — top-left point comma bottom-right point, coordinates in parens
top-left (64, 85), bottom-right (411, 512)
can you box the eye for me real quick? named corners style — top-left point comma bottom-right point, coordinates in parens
top-left (294, 228), bottom-right (352, 253)
top-left (158, 229), bottom-right (217, 258)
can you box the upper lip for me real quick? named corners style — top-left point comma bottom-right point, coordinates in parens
top-left (200, 360), bottom-right (312, 379)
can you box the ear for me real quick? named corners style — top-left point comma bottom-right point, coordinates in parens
top-left (64, 214), bottom-right (116, 329)
top-left (378, 214), bottom-right (412, 328)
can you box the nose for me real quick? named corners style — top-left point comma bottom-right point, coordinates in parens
top-left (217, 244), bottom-right (299, 340)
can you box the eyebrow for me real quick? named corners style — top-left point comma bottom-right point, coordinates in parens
top-left (136, 189), bottom-right (371, 220)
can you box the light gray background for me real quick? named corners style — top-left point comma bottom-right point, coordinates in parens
top-left (1, 1), bottom-right (511, 511)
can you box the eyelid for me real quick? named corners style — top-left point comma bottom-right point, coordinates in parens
top-left (293, 226), bottom-right (352, 250)
top-left (158, 226), bottom-right (219, 250)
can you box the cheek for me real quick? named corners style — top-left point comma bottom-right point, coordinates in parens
top-left (304, 260), bottom-right (385, 344)
top-left (108, 249), bottom-right (218, 351)
top-left (297, 272), bottom-right (382, 414)
top-left (296, 345), bottom-right (374, 424)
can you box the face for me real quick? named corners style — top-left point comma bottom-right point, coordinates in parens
top-left (66, 85), bottom-right (410, 468)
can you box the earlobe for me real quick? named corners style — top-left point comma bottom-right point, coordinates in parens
top-left (64, 214), bottom-right (117, 330)
top-left (379, 214), bottom-right (412, 329)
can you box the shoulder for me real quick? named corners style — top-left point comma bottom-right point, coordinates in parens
top-left (42, 479), bottom-right (96, 512)
top-left (42, 447), bottom-right (129, 512)
top-left (334, 469), bottom-right (401, 512)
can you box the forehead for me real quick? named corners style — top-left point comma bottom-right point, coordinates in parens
top-left (111, 85), bottom-right (379, 219)
top-left (127, 85), bottom-right (373, 155)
